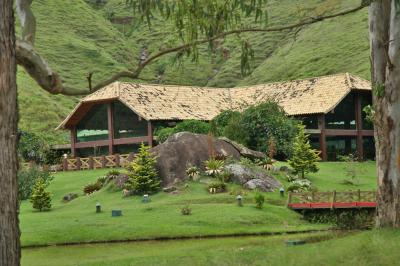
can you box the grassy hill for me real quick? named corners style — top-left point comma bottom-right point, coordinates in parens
top-left (18, 0), bottom-right (370, 143)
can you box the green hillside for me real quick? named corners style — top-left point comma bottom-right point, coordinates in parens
top-left (18, 0), bottom-right (370, 144)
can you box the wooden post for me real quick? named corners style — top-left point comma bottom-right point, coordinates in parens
top-left (147, 121), bottom-right (153, 147)
top-left (355, 93), bottom-right (364, 161)
top-left (115, 154), bottom-right (120, 167)
top-left (331, 190), bottom-right (336, 209)
top-left (101, 155), bottom-right (106, 168)
top-left (357, 189), bottom-right (361, 202)
top-left (76, 157), bottom-right (81, 170)
top-left (107, 103), bottom-right (114, 155)
top-left (286, 192), bottom-right (292, 207)
top-left (318, 115), bottom-right (327, 161)
top-left (63, 157), bottom-right (68, 171)
top-left (88, 156), bottom-right (94, 170)
top-left (70, 127), bottom-right (77, 158)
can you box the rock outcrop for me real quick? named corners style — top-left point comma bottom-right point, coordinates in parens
top-left (151, 132), bottom-right (241, 185)
top-left (224, 163), bottom-right (281, 192)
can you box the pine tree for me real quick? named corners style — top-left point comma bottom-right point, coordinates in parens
top-left (30, 178), bottom-right (52, 211)
top-left (288, 124), bottom-right (320, 178)
top-left (126, 143), bottom-right (160, 194)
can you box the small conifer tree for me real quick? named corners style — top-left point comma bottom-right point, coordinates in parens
top-left (30, 178), bottom-right (52, 211)
top-left (126, 143), bottom-right (160, 194)
top-left (288, 124), bottom-right (320, 178)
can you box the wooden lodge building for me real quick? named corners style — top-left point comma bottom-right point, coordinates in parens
top-left (57, 73), bottom-right (374, 161)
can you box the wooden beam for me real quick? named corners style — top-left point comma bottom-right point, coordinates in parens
top-left (70, 127), bottom-right (77, 157)
top-left (75, 139), bottom-right (109, 149)
top-left (355, 93), bottom-right (363, 160)
top-left (113, 136), bottom-right (149, 145)
top-left (318, 115), bottom-right (327, 161)
top-left (107, 103), bottom-right (114, 155)
top-left (147, 121), bottom-right (153, 147)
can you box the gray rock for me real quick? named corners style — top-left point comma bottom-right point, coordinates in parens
top-left (243, 178), bottom-right (281, 192)
top-left (163, 186), bottom-right (177, 193)
top-left (218, 137), bottom-right (265, 159)
top-left (224, 163), bottom-right (270, 184)
top-left (62, 193), bottom-right (78, 202)
top-left (151, 132), bottom-right (241, 186)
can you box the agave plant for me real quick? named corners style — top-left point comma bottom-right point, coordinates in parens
top-left (186, 165), bottom-right (200, 180)
top-left (204, 159), bottom-right (225, 177)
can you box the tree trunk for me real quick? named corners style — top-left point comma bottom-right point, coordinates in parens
top-left (370, 0), bottom-right (400, 227)
top-left (0, 0), bottom-right (20, 265)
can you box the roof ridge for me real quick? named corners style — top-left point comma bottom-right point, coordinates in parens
top-left (234, 72), bottom-right (351, 89)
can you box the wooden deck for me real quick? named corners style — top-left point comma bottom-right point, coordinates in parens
top-left (287, 190), bottom-right (376, 210)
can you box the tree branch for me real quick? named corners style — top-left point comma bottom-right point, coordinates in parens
top-left (16, 2), bottom-right (369, 95)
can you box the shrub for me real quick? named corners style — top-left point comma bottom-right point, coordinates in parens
top-left (18, 130), bottom-right (46, 164)
top-left (155, 127), bottom-right (175, 143)
top-left (211, 110), bottom-right (241, 136)
top-left (106, 169), bottom-right (121, 178)
top-left (223, 114), bottom-right (249, 145)
top-left (181, 205), bottom-right (192, 215)
top-left (186, 165), bottom-right (200, 180)
top-left (126, 143), bottom-right (160, 194)
top-left (18, 166), bottom-right (53, 200)
top-left (239, 157), bottom-right (256, 167)
top-left (83, 182), bottom-right (103, 195)
top-left (288, 124), bottom-right (320, 178)
top-left (155, 120), bottom-right (211, 143)
top-left (204, 159), bottom-right (225, 176)
top-left (30, 178), bottom-right (52, 211)
top-left (113, 174), bottom-right (129, 190)
top-left (208, 181), bottom-right (227, 193)
top-left (96, 176), bottom-right (108, 185)
top-left (287, 179), bottom-right (312, 192)
top-left (222, 101), bottom-right (298, 158)
top-left (254, 192), bottom-right (265, 209)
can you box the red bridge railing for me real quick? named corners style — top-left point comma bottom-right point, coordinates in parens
top-left (287, 190), bottom-right (376, 210)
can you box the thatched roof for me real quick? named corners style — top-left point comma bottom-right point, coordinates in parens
top-left (57, 73), bottom-right (371, 129)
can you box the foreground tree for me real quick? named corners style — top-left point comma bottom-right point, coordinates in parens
top-left (288, 125), bottom-right (320, 179)
top-left (369, 0), bottom-right (400, 227)
top-left (0, 0), bottom-right (20, 265)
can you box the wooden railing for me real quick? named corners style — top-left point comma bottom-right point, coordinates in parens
top-left (287, 190), bottom-right (377, 210)
top-left (62, 153), bottom-right (135, 171)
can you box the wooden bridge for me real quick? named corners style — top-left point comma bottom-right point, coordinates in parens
top-left (287, 190), bottom-right (376, 210)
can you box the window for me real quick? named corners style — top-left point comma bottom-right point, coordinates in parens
top-left (299, 116), bottom-right (318, 129)
top-left (76, 104), bottom-right (109, 142)
top-left (114, 144), bottom-right (141, 154)
top-left (363, 136), bottom-right (375, 160)
top-left (113, 101), bottom-right (148, 138)
top-left (326, 136), bottom-right (357, 161)
top-left (325, 94), bottom-right (356, 129)
top-left (77, 146), bottom-right (109, 157)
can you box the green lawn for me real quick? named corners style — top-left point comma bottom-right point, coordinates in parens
top-left (19, 162), bottom-right (376, 247)
top-left (22, 229), bottom-right (399, 266)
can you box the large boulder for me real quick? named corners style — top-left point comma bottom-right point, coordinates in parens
top-left (151, 132), bottom-right (241, 185)
top-left (224, 163), bottom-right (281, 192)
top-left (218, 137), bottom-right (265, 160)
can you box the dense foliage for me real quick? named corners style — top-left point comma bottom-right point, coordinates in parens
top-left (211, 110), bottom-right (241, 136)
top-left (18, 166), bottom-right (54, 200)
top-left (126, 143), bottom-right (160, 194)
top-left (18, 130), bottom-right (62, 165)
top-left (216, 101), bottom-right (298, 157)
top-left (30, 178), bottom-right (52, 211)
top-left (155, 120), bottom-right (210, 143)
top-left (288, 124), bottom-right (320, 178)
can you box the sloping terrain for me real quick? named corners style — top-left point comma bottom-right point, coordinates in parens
top-left (18, 0), bottom-right (370, 143)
